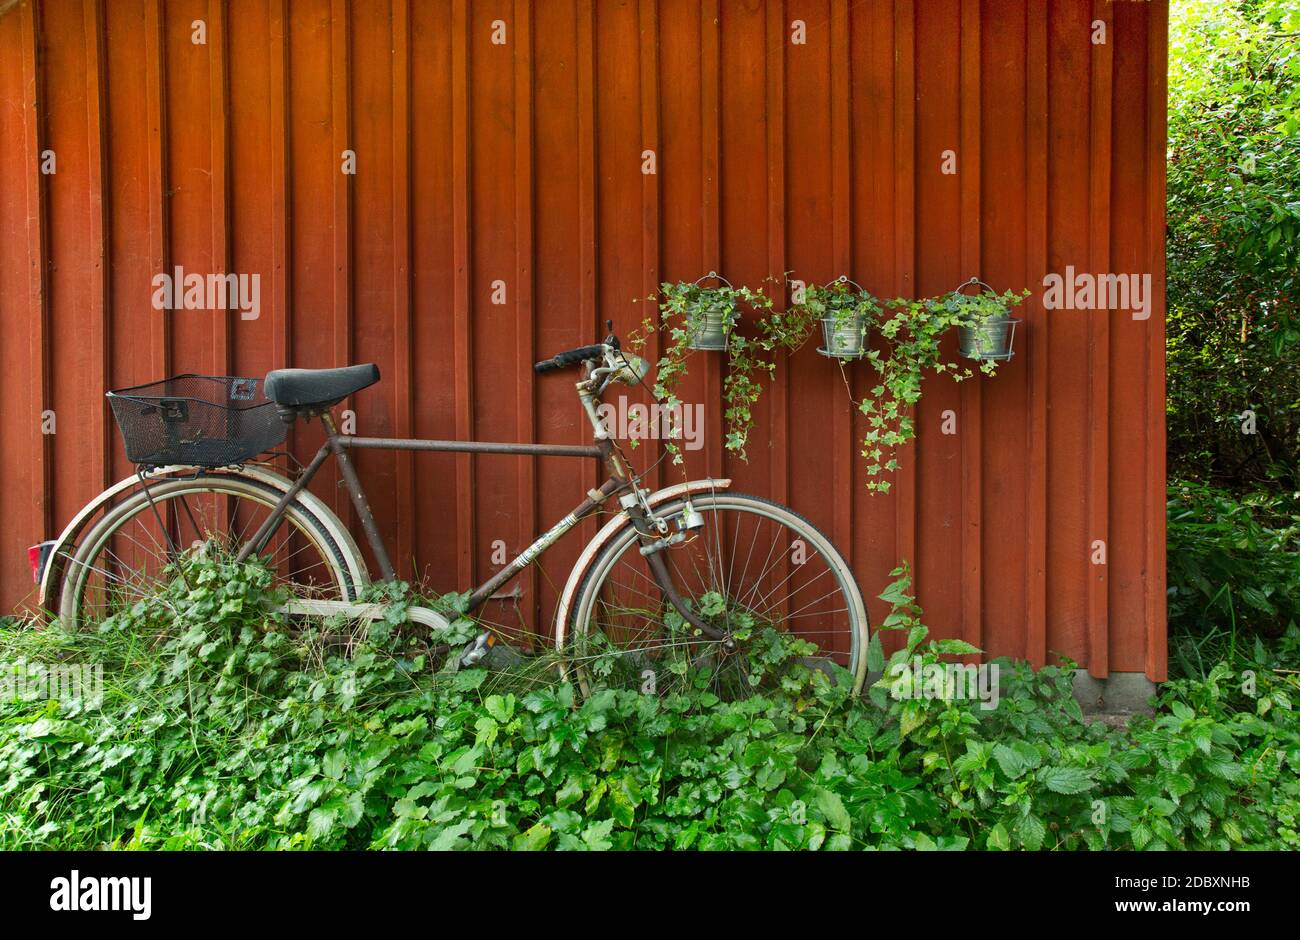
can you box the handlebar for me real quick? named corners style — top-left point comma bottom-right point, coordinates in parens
top-left (533, 344), bottom-right (608, 374)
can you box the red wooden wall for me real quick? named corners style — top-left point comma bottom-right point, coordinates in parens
top-left (0, 0), bottom-right (1168, 679)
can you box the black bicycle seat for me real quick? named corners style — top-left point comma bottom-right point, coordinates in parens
top-left (264, 364), bottom-right (380, 407)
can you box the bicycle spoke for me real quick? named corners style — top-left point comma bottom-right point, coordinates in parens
top-left (570, 494), bottom-right (865, 698)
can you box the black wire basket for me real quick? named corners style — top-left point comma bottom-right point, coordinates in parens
top-left (107, 375), bottom-right (287, 469)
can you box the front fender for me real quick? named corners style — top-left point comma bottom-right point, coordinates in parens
top-left (38, 464), bottom-right (368, 612)
top-left (552, 477), bottom-right (732, 649)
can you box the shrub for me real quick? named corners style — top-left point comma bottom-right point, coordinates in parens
top-left (1, 556), bottom-right (1297, 850)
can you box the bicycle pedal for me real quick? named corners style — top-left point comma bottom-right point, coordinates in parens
top-left (459, 630), bottom-right (496, 667)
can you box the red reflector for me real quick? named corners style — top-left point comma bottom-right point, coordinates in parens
top-left (28, 541), bottom-right (56, 585)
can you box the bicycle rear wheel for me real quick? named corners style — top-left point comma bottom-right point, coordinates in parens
top-left (564, 492), bottom-right (869, 698)
top-left (59, 475), bottom-right (357, 631)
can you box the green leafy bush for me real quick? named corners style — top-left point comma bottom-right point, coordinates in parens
top-left (1, 556), bottom-right (1297, 850)
top-left (1167, 0), bottom-right (1300, 488)
top-left (1167, 482), bottom-right (1300, 677)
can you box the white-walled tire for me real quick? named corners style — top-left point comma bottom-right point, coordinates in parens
top-left (59, 475), bottom-right (358, 630)
top-left (564, 493), bottom-right (869, 698)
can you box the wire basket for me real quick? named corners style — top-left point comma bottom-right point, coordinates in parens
top-left (107, 375), bottom-right (288, 468)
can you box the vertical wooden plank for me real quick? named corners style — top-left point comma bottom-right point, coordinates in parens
top-left (958, 0), bottom-right (981, 654)
top-left (700, 0), bottom-right (723, 481)
top-left (1087, 0), bottom-right (1112, 678)
top-left (451, 0), bottom-right (476, 588)
top-left (329, 0), bottom-right (353, 528)
top-left (577, 0), bottom-right (598, 499)
top-left (21, 0), bottom-right (52, 540)
top-left (209, 0), bottom-right (231, 375)
top-left (332, 0), bottom-right (353, 374)
top-left (409, 0), bottom-right (458, 588)
top-left (1145, 0), bottom-right (1168, 682)
top-left (639, 0), bottom-right (662, 491)
top-left (765, 0), bottom-right (788, 516)
top-left (849, 0), bottom-right (900, 637)
top-left (0, 1), bottom-right (43, 599)
top-left (392, 0), bottom-right (415, 575)
top-left (269, 0), bottom-right (291, 370)
top-left (515, 0), bottom-right (537, 626)
top-left (330, 0), bottom-right (351, 370)
top-left (1024, 0), bottom-right (1049, 668)
top-left (892, 0), bottom-right (916, 579)
top-left (829, 0), bottom-right (852, 566)
top-left (84, 0), bottom-right (112, 493)
top-left (145, 0), bottom-right (170, 378)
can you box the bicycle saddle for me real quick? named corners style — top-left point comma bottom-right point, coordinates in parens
top-left (264, 363), bottom-right (380, 407)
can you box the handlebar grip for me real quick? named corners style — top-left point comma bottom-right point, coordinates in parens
top-left (534, 344), bottom-right (606, 374)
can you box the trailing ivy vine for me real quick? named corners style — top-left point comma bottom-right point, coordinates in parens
top-left (851, 287), bottom-right (1029, 492)
top-left (632, 274), bottom-right (1029, 489)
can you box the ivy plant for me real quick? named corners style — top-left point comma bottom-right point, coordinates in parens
top-left (634, 275), bottom-right (1028, 489)
top-left (797, 279), bottom-right (879, 357)
top-left (636, 278), bottom-right (797, 463)
top-left (850, 289), bottom-right (1028, 492)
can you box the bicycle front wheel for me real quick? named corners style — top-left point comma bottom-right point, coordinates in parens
top-left (59, 475), bottom-right (358, 631)
top-left (564, 492), bottom-right (869, 698)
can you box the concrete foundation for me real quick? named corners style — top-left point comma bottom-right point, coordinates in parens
top-left (860, 668), bottom-right (1158, 720)
top-left (1071, 671), bottom-right (1158, 717)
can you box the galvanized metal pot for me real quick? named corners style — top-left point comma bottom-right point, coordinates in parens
top-left (686, 302), bottom-right (737, 351)
top-left (819, 315), bottom-right (869, 359)
top-left (958, 316), bottom-right (1019, 361)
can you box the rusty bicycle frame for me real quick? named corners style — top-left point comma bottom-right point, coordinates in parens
top-left (231, 364), bottom-right (724, 642)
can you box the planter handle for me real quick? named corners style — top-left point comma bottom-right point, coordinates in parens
top-left (693, 270), bottom-right (733, 288)
top-left (951, 275), bottom-right (997, 296)
top-left (823, 274), bottom-right (866, 293)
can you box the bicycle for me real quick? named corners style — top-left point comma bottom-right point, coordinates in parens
top-left (39, 328), bottom-right (870, 697)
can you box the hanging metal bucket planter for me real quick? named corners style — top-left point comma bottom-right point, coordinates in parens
top-left (685, 272), bottom-right (738, 351)
top-left (952, 277), bottom-right (1020, 362)
top-left (820, 316), bottom-right (870, 358)
top-left (958, 317), bottom-right (1019, 361)
top-left (816, 276), bottom-right (872, 360)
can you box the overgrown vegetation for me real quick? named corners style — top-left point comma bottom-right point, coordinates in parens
top-left (1164, 0), bottom-right (1300, 682)
top-left (1166, 482), bottom-right (1300, 678)
top-left (2, 556), bottom-right (1297, 850)
top-left (1166, 0), bottom-right (1300, 488)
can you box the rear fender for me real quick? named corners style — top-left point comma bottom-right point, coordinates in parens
top-left (38, 464), bottom-right (368, 612)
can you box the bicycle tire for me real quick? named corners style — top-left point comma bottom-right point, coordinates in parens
top-left (59, 475), bottom-right (358, 630)
top-left (563, 491), bottom-right (870, 698)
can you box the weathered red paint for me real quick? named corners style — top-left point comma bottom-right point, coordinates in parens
top-left (0, 0), bottom-right (1168, 679)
